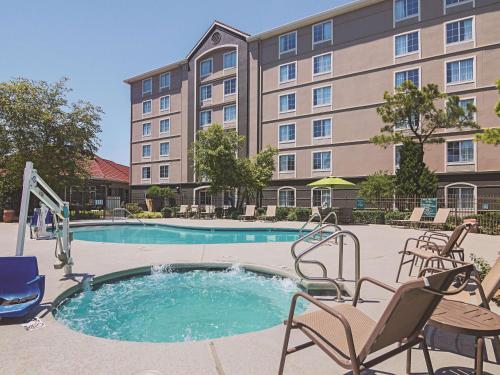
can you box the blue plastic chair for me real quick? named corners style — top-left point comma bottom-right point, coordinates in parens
top-left (0, 256), bottom-right (45, 318)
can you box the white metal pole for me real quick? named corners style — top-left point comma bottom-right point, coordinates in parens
top-left (15, 162), bottom-right (34, 256)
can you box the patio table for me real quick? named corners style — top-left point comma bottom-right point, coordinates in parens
top-left (428, 299), bottom-right (500, 374)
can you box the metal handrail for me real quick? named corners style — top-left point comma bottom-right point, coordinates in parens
top-left (298, 212), bottom-right (322, 236)
top-left (322, 211), bottom-right (338, 225)
top-left (111, 208), bottom-right (144, 225)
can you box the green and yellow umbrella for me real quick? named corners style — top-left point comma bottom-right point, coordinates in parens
top-left (307, 176), bottom-right (355, 188)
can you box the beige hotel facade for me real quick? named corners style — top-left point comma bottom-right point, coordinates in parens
top-left (125, 0), bottom-right (500, 209)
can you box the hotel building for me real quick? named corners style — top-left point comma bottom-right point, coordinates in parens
top-left (125, 0), bottom-right (500, 209)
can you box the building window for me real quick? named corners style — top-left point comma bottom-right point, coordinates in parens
top-left (394, 113), bottom-right (419, 131)
top-left (313, 53), bottom-right (332, 75)
top-left (223, 105), bottom-right (237, 123)
top-left (223, 51), bottom-right (237, 69)
top-left (312, 188), bottom-right (331, 207)
top-left (198, 190), bottom-right (211, 205)
top-left (160, 118), bottom-right (170, 134)
top-left (279, 62), bottom-right (296, 83)
top-left (142, 166), bottom-right (151, 180)
top-left (394, 0), bottom-right (419, 21)
top-left (142, 122), bottom-right (152, 137)
top-left (445, 0), bottom-right (472, 7)
top-left (142, 100), bottom-right (152, 114)
top-left (142, 78), bottom-right (152, 95)
top-left (160, 96), bottom-right (170, 112)
top-left (142, 144), bottom-right (151, 158)
top-left (312, 20), bottom-right (332, 45)
top-left (159, 165), bottom-right (169, 179)
top-left (279, 124), bottom-right (295, 143)
top-left (313, 151), bottom-right (331, 171)
top-left (200, 110), bottom-right (212, 127)
top-left (278, 188), bottom-right (295, 207)
top-left (313, 119), bottom-right (332, 139)
top-left (279, 154), bottom-right (295, 172)
top-left (447, 185), bottom-right (475, 210)
top-left (447, 140), bottom-right (474, 163)
top-left (446, 58), bottom-right (474, 84)
top-left (395, 68), bottom-right (419, 87)
top-left (279, 32), bottom-right (296, 55)
top-left (200, 85), bottom-right (212, 102)
top-left (446, 18), bottom-right (473, 45)
top-left (313, 86), bottom-right (332, 107)
top-left (395, 144), bottom-right (403, 169)
top-left (395, 31), bottom-right (419, 56)
top-left (279, 93), bottom-right (296, 113)
top-left (160, 142), bottom-right (170, 157)
top-left (200, 58), bottom-right (213, 77)
top-left (458, 98), bottom-right (475, 121)
top-left (224, 78), bottom-right (237, 96)
top-left (160, 72), bottom-right (170, 90)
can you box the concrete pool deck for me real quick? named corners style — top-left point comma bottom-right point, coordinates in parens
top-left (1, 219), bottom-right (499, 375)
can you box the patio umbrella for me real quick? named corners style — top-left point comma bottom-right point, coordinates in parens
top-left (307, 176), bottom-right (355, 188)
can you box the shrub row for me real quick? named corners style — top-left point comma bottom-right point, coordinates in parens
top-left (352, 210), bottom-right (409, 225)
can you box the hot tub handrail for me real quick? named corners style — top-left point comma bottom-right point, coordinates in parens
top-left (111, 208), bottom-right (144, 225)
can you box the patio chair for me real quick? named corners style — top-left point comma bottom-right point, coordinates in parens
top-left (177, 205), bottom-right (189, 218)
top-left (262, 205), bottom-right (276, 221)
top-left (0, 256), bottom-right (45, 318)
top-left (200, 205), bottom-right (215, 219)
top-left (391, 207), bottom-right (425, 228)
top-left (239, 205), bottom-right (256, 221)
top-left (278, 263), bottom-right (473, 375)
top-left (396, 223), bottom-right (472, 282)
top-left (418, 208), bottom-right (451, 230)
top-left (190, 205), bottom-right (199, 219)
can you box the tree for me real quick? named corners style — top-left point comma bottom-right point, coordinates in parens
top-left (0, 78), bottom-right (102, 209)
top-left (476, 79), bottom-right (500, 146)
top-left (358, 171), bottom-right (395, 206)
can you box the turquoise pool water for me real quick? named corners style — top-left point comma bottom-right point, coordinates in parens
top-left (72, 224), bottom-right (303, 244)
top-left (54, 266), bottom-right (307, 342)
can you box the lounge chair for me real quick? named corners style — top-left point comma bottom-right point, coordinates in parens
top-left (396, 222), bottom-right (472, 282)
top-left (391, 207), bottom-right (425, 228)
top-left (418, 208), bottom-right (451, 230)
top-left (200, 205), bottom-right (215, 219)
top-left (189, 205), bottom-right (199, 219)
top-left (0, 256), bottom-right (45, 318)
top-left (177, 205), bottom-right (189, 218)
top-left (262, 205), bottom-right (276, 221)
top-left (239, 205), bottom-right (256, 221)
top-left (278, 263), bottom-right (473, 375)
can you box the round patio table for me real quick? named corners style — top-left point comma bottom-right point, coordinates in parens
top-left (428, 299), bottom-right (500, 375)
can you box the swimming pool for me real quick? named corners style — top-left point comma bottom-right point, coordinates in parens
top-left (72, 224), bottom-right (304, 244)
top-left (53, 265), bottom-right (307, 343)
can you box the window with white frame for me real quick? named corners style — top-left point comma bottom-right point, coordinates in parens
top-left (446, 18), bottom-right (473, 45)
top-left (313, 118), bottom-right (332, 139)
top-left (446, 58), bottom-right (474, 84)
top-left (223, 51), bottom-right (237, 69)
top-left (159, 142), bottom-right (170, 157)
top-left (160, 72), bottom-right (171, 90)
top-left (278, 188), bottom-right (295, 207)
top-left (279, 124), bottom-right (295, 143)
top-left (313, 53), bottom-right (332, 75)
top-left (394, 0), bottom-right (419, 21)
top-left (447, 140), bottom-right (474, 163)
top-left (395, 144), bottom-right (403, 169)
top-left (200, 59), bottom-right (213, 77)
top-left (223, 105), bottom-right (237, 123)
top-left (224, 78), bottom-right (237, 96)
top-left (313, 86), bottom-right (332, 107)
top-left (395, 68), bottom-right (419, 87)
top-left (159, 165), bottom-right (169, 179)
top-left (313, 151), bottom-right (331, 171)
top-left (279, 62), bottom-right (296, 83)
top-left (142, 166), bottom-right (151, 180)
top-left (394, 113), bottom-right (419, 131)
top-left (200, 84), bottom-right (212, 102)
top-left (447, 185), bottom-right (474, 210)
top-left (142, 78), bottom-right (152, 95)
top-left (313, 21), bottom-right (332, 45)
top-left (458, 98), bottom-right (475, 121)
top-left (279, 154), bottom-right (295, 172)
top-left (279, 93), bottom-right (296, 113)
top-left (395, 31), bottom-right (419, 57)
top-left (142, 122), bottom-right (152, 137)
top-left (312, 188), bottom-right (331, 207)
top-left (279, 32), bottom-right (296, 55)
top-left (142, 100), bottom-right (152, 114)
top-left (160, 118), bottom-right (170, 134)
top-left (445, 0), bottom-right (472, 7)
top-left (160, 96), bottom-right (170, 111)
top-left (200, 110), bottom-right (212, 127)
top-left (142, 144), bottom-right (151, 158)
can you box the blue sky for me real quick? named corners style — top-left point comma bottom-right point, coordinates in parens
top-left (0, 0), bottom-right (351, 165)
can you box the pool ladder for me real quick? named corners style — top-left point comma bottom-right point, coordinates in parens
top-left (298, 211), bottom-right (338, 238)
top-left (291, 224), bottom-right (360, 302)
top-left (111, 208), bottom-right (145, 225)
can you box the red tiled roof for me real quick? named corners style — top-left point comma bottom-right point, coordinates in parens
top-left (88, 156), bottom-right (129, 184)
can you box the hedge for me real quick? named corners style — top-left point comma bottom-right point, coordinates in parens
top-left (352, 210), bottom-right (385, 224)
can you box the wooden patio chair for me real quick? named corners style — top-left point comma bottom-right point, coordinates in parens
top-left (278, 263), bottom-right (473, 375)
top-left (391, 207), bottom-right (425, 228)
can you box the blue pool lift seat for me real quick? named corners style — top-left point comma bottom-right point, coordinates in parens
top-left (0, 256), bottom-right (45, 318)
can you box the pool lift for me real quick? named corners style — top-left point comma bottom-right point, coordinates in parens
top-left (15, 161), bottom-right (73, 275)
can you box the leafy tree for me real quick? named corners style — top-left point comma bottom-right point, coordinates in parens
top-left (476, 79), bottom-right (500, 146)
top-left (0, 78), bottom-right (102, 209)
top-left (358, 171), bottom-right (395, 205)
top-left (395, 140), bottom-right (438, 196)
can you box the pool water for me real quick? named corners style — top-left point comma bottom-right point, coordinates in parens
top-left (54, 266), bottom-right (307, 343)
top-left (72, 224), bottom-right (302, 244)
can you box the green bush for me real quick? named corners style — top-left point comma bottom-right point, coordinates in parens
top-left (124, 203), bottom-right (142, 214)
top-left (384, 211), bottom-right (409, 224)
top-left (256, 207), bottom-right (266, 218)
top-left (287, 210), bottom-right (298, 221)
top-left (70, 210), bottom-right (103, 220)
top-left (295, 208), bottom-right (311, 221)
top-left (136, 211), bottom-right (162, 219)
top-left (276, 207), bottom-right (291, 221)
top-left (214, 207), bottom-right (224, 219)
top-left (352, 210), bottom-right (385, 224)
top-left (161, 207), bottom-right (174, 218)
top-left (230, 208), bottom-right (241, 220)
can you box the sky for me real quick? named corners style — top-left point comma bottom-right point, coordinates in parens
top-left (0, 0), bottom-right (351, 165)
